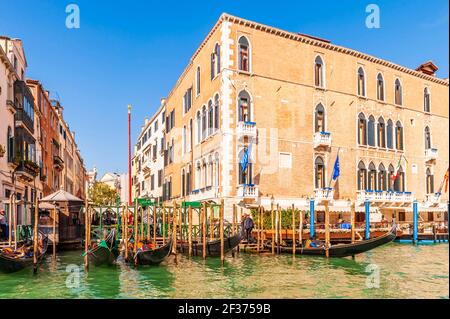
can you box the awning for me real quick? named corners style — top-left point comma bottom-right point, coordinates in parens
top-left (39, 202), bottom-right (57, 210)
top-left (41, 189), bottom-right (83, 202)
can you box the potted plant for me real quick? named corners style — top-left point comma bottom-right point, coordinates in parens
top-left (0, 145), bottom-right (5, 158)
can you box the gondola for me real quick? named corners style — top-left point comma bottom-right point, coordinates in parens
top-left (265, 226), bottom-right (397, 258)
top-left (86, 229), bottom-right (118, 266)
top-left (0, 232), bottom-right (49, 273)
top-left (177, 233), bottom-right (242, 257)
top-left (129, 239), bottom-right (173, 266)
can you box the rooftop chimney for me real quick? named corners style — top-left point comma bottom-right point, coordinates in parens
top-left (416, 61), bottom-right (438, 77)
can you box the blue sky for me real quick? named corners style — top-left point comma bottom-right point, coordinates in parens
top-left (1, 0), bottom-right (448, 177)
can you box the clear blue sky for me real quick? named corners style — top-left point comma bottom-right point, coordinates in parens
top-left (1, 0), bottom-right (448, 177)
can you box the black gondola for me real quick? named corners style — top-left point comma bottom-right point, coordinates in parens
top-left (129, 239), bottom-right (173, 266)
top-left (177, 233), bottom-right (242, 257)
top-left (265, 226), bottom-right (397, 258)
top-left (0, 233), bottom-right (49, 273)
top-left (86, 229), bottom-right (118, 266)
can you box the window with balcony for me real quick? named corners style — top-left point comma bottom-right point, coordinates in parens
top-left (377, 117), bottom-right (386, 148)
top-left (314, 56), bottom-right (324, 88)
top-left (315, 103), bottom-right (325, 133)
top-left (424, 88), bottom-right (430, 113)
top-left (394, 79), bottom-right (403, 106)
top-left (357, 161), bottom-right (367, 190)
top-left (238, 36), bottom-right (250, 72)
top-left (387, 120), bottom-right (394, 149)
top-left (368, 116), bottom-right (376, 147)
top-left (358, 113), bottom-right (367, 145)
top-left (238, 90), bottom-right (251, 122)
top-left (357, 67), bottom-right (366, 97)
top-left (396, 121), bottom-right (404, 150)
top-left (377, 73), bottom-right (385, 101)
top-left (424, 126), bottom-right (431, 150)
top-left (368, 162), bottom-right (377, 191)
top-left (378, 164), bottom-right (387, 191)
top-left (314, 156), bottom-right (325, 189)
top-left (426, 168), bottom-right (434, 194)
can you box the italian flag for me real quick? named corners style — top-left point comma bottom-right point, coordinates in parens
top-left (391, 155), bottom-right (403, 182)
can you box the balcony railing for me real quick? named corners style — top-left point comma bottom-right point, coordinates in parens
top-left (237, 121), bottom-right (257, 140)
top-left (357, 190), bottom-right (413, 203)
top-left (425, 148), bottom-right (438, 162)
top-left (142, 160), bottom-right (152, 174)
top-left (425, 193), bottom-right (441, 204)
top-left (14, 109), bottom-right (34, 133)
top-left (53, 155), bottom-right (65, 171)
top-left (6, 100), bottom-right (16, 113)
top-left (313, 132), bottom-right (332, 149)
top-left (237, 184), bottom-right (259, 199)
top-left (314, 187), bottom-right (334, 202)
top-left (16, 160), bottom-right (40, 180)
top-left (189, 187), bottom-right (219, 201)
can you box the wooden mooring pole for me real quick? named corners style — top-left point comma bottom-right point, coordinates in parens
top-left (33, 196), bottom-right (39, 274)
top-left (84, 199), bottom-right (89, 271)
top-left (351, 201), bottom-right (356, 244)
top-left (292, 204), bottom-right (296, 257)
top-left (220, 199), bottom-right (225, 265)
top-left (202, 202), bottom-right (207, 260)
top-left (271, 201), bottom-right (275, 255)
top-left (325, 201), bottom-right (330, 258)
top-left (188, 205), bottom-right (193, 257)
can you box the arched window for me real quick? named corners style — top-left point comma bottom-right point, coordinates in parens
top-left (208, 156), bottom-right (213, 187)
top-left (181, 169), bottom-right (186, 196)
top-left (238, 36), bottom-right (250, 72)
top-left (358, 113), bottom-right (367, 145)
top-left (387, 120), bottom-right (394, 149)
top-left (238, 90), bottom-right (251, 122)
top-left (368, 116), bottom-right (376, 146)
top-left (201, 105), bottom-right (207, 140)
top-left (183, 125), bottom-right (187, 154)
top-left (377, 117), bottom-right (386, 148)
top-left (395, 79), bottom-right (403, 105)
top-left (214, 43), bottom-right (221, 75)
top-left (377, 73), bottom-right (385, 101)
top-left (214, 94), bottom-right (220, 131)
top-left (7, 126), bottom-right (14, 163)
top-left (195, 162), bottom-right (201, 190)
top-left (196, 66), bottom-right (201, 95)
top-left (315, 103), bottom-right (325, 133)
top-left (358, 161), bottom-right (367, 190)
top-left (357, 67), bottom-right (366, 96)
top-left (388, 165), bottom-right (395, 191)
top-left (378, 164), bottom-right (387, 191)
top-left (424, 88), bottom-right (430, 113)
top-left (314, 56), bottom-right (324, 88)
top-left (394, 166), bottom-right (405, 192)
top-left (202, 160), bottom-right (207, 188)
top-left (424, 126), bottom-right (431, 150)
top-left (368, 162), bottom-right (377, 191)
top-left (426, 168), bottom-right (434, 194)
top-left (314, 156), bottom-right (325, 189)
top-left (196, 111), bottom-right (201, 143)
top-left (208, 100), bottom-right (213, 135)
top-left (238, 148), bottom-right (253, 185)
top-left (395, 121), bottom-right (404, 150)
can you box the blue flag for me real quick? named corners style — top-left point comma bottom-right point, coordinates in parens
top-left (240, 143), bottom-right (252, 173)
top-left (332, 155), bottom-right (340, 181)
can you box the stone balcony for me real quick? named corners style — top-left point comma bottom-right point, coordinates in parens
top-left (313, 132), bottom-right (332, 149)
top-left (425, 148), bottom-right (438, 163)
top-left (189, 186), bottom-right (219, 202)
top-left (237, 184), bottom-right (259, 199)
top-left (237, 121), bottom-right (257, 140)
top-left (142, 160), bottom-right (152, 175)
top-left (314, 188), bottom-right (334, 204)
top-left (425, 193), bottom-right (442, 207)
top-left (357, 190), bottom-right (413, 206)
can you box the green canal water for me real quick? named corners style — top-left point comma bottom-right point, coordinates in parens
top-left (0, 243), bottom-right (448, 299)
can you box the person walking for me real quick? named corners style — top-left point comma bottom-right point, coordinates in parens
top-left (243, 213), bottom-right (254, 243)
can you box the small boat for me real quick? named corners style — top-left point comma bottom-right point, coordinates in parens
top-left (129, 239), bottom-right (173, 266)
top-left (265, 226), bottom-right (397, 258)
top-left (177, 233), bottom-right (242, 257)
top-left (86, 229), bottom-right (118, 266)
top-left (0, 233), bottom-right (49, 273)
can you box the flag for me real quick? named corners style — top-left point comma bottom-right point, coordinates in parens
top-left (438, 167), bottom-right (449, 194)
top-left (240, 143), bottom-right (252, 173)
top-left (332, 155), bottom-right (340, 182)
top-left (391, 155), bottom-right (403, 182)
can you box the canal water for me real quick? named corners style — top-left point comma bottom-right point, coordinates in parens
top-left (0, 243), bottom-right (448, 299)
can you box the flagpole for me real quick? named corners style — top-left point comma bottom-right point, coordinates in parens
top-left (327, 148), bottom-right (341, 197)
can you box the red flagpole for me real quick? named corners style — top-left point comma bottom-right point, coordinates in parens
top-left (128, 105), bottom-right (132, 205)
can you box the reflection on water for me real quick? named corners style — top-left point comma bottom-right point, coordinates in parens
top-left (0, 243), bottom-right (448, 299)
